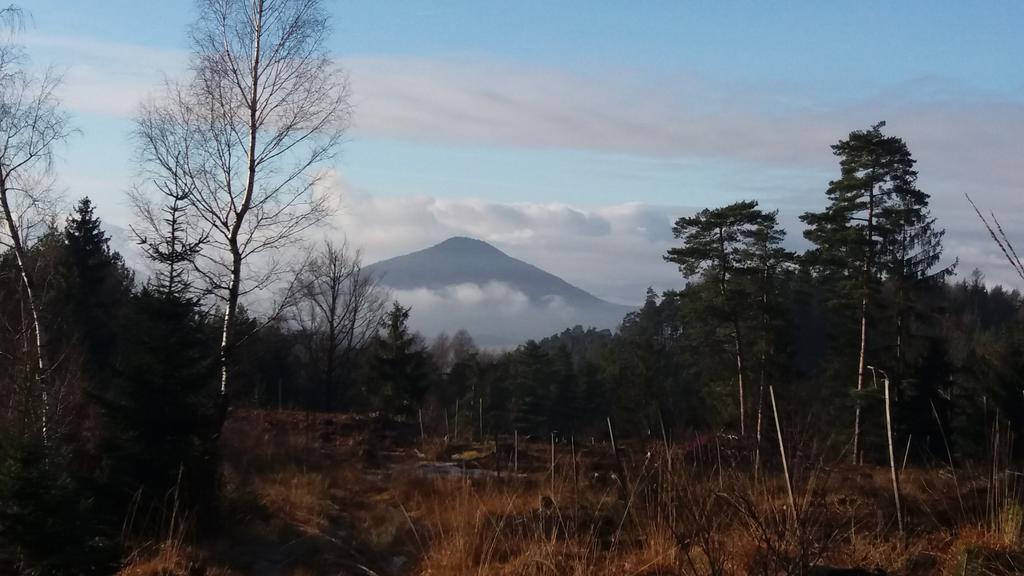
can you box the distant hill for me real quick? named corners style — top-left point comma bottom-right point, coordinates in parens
top-left (366, 237), bottom-right (633, 344)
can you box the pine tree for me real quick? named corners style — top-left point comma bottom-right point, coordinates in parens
top-left (548, 345), bottom-right (582, 434)
top-left (94, 192), bottom-right (219, 531)
top-left (365, 303), bottom-right (433, 419)
top-left (0, 435), bottom-right (117, 575)
top-left (131, 186), bottom-right (204, 299)
top-left (0, 225), bottom-right (118, 575)
top-left (800, 121), bottom-right (933, 463)
top-left (877, 181), bottom-right (953, 383)
top-left (509, 341), bottom-right (554, 436)
top-left (743, 210), bottom-right (795, 470)
top-left (64, 197), bottom-right (134, 385)
top-left (480, 356), bottom-right (514, 436)
top-left (601, 289), bottom-right (694, 435)
top-left (93, 289), bottom-right (220, 531)
top-left (665, 200), bottom-right (776, 435)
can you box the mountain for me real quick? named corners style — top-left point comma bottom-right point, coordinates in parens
top-left (366, 237), bottom-right (634, 344)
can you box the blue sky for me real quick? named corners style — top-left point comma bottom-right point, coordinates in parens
top-left (18, 1), bottom-right (1024, 301)
top-left (28, 1), bottom-right (1024, 91)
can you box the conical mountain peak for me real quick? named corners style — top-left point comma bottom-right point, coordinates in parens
top-left (364, 237), bottom-right (634, 343)
top-left (429, 236), bottom-right (507, 257)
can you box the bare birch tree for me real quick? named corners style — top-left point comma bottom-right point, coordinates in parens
top-left (293, 239), bottom-right (386, 410)
top-left (135, 0), bottom-right (350, 401)
top-left (0, 7), bottom-right (72, 434)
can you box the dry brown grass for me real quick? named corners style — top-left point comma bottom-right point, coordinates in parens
top-left (117, 409), bottom-right (1024, 576)
top-left (250, 468), bottom-right (332, 533)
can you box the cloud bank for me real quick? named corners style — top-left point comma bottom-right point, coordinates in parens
top-left (32, 34), bottom-right (1024, 191)
top-left (388, 281), bottom-right (596, 345)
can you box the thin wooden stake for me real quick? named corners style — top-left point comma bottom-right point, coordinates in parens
top-left (514, 429), bottom-right (519, 474)
top-left (901, 434), bottom-right (912, 474)
top-left (494, 430), bottom-right (501, 478)
top-left (754, 381), bottom-right (765, 482)
top-left (881, 370), bottom-right (904, 533)
top-left (550, 432), bottom-right (556, 500)
top-left (608, 417), bottom-right (628, 497)
top-left (418, 408), bottom-right (425, 443)
top-left (659, 409), bottom-right (672, 472)
top-left (769, 386), bottom-right (797, 525)
top-left (930, 400), bottom-right (965, 516)
top-left (571, 434), bottom-right (579, 513)
top-left (715, 435), bottom-right (723, 490)
top-left (987, 407), bottom-right (995, 524)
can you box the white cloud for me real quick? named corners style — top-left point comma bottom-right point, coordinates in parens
top-left (345, 56), bottom-right (842, 166)
top-left (27, 35), bottom-right (1024, 186)
top-left (395, 282), bottom-right (530, 315)
top-left (25, 34), bottom-right (187, 117)
top-left (390, 281), bottom-right (592, 344)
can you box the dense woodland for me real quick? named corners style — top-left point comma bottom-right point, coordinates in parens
top-left (1, 0), bottom-right (1023, 574)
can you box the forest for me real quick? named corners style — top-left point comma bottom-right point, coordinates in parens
top-left (2, 1), bottom-right (1024, 575)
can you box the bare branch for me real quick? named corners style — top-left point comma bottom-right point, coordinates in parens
top-left (133, 0), bottom-right (349, 398)
top-left (966, 193), bottom-right (1024, 283)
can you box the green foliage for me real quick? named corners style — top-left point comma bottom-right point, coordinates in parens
top-left (666, 201), bottom-right (793, 434)
top-left (0, 436), bottom-right (117, 576)
top-left (364, 302), bottom-right (434, 418)
top-left (233, 314), bottom-right (304, 409)
top-left (799, 122), bottom-right (953, 458)
top-left (92, 288), bottom-right (220, 533)
top-left (508, 340), bottom-right (555, 435)
top-left (801, 121), bottom-right (920, 280)
top-left (666, 200), bottom-right (768, 280)
top-left (64, 197), bottom-right (135, 385)
top-left (69, 189), bottom-right (222, 534)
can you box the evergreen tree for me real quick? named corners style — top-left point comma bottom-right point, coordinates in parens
top-left (800, 122), bottom-right (926, 462)
top-left (93, 192), bottom-right (219, 532)
top-left (131, 186), bottom-right (204, 299)
top-left (743, 210), bottom-right (795, 465)
top-left (665, 200), bottom-right (776, 435)
top-left (93, 289), bottom-right (220, 531)
top-left (508, 341), bottom-right (554, 436)
top-left (480, 355), bottom-right (513, 437)
top-left (604, 289), bottom-right (696, 435)
top-left (548, 345), bottom-right (582, 434)
top-left (877, 178), bottom-right (954, 387)
top-left (64, 197), bottom-right (134, 386)
top-left (0, 435), bottom-right (117, 576)
top-left (0, 226), bottom-right (118, 575)
top-left (365, 303), bottom-right (433, 418)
